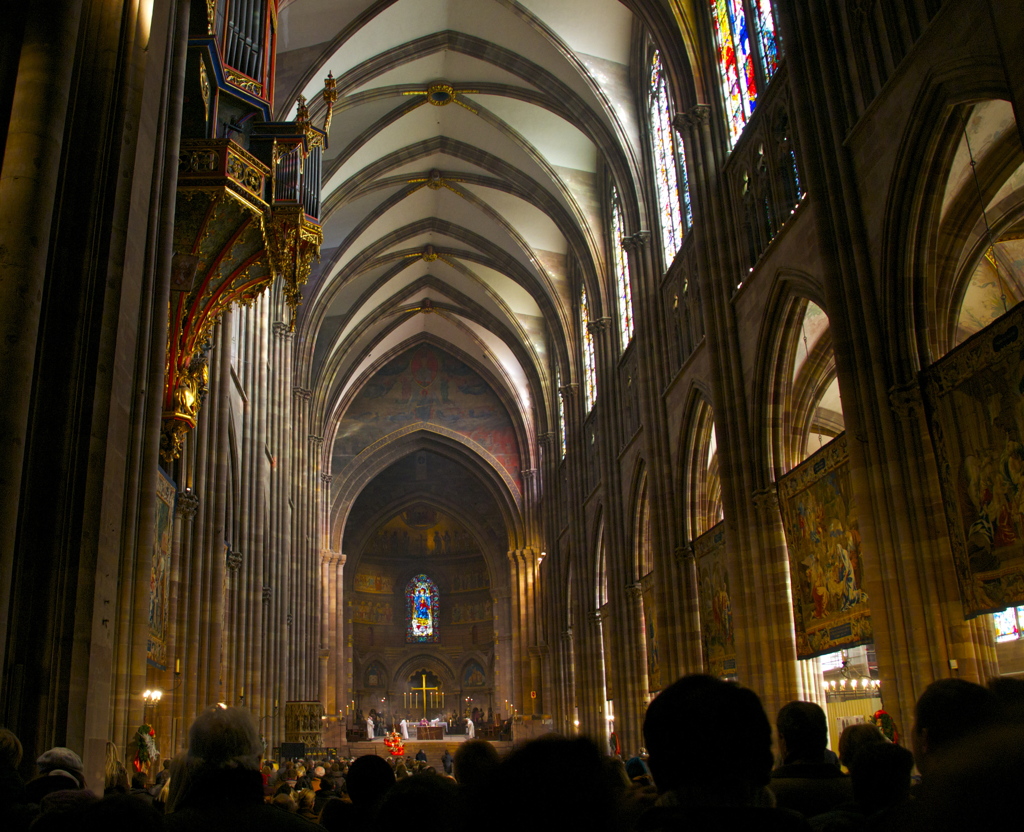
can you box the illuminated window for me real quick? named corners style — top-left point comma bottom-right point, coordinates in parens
top-left (406, 574), bottom-right (439, 642)
top-left (648, 51), bottom-right (691, 265)
top-left (611, 189), bottom-right (634, 347)
top-left (994, 606), bottom-right (1024, 642)
top-left (709, 1), bottom-right (782, 146)
top-left (581, 286), bottom-right (597, 412)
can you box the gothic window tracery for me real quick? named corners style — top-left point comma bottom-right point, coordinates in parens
top-left (611, 189), bottom-right (634, 347)
top-left (581, 286), bottom-right (597, 412)
top-left (648, 51), bottom-right (691, 265)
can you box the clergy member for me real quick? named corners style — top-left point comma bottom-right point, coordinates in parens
top-left (400, 718), bottom-right (409, 739)
top-left (466, 716), bottom-right (475, 739)
top-left (366, 714), bottom-right (375, 740)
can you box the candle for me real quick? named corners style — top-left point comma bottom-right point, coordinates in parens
top-left (175, 658), bottom-right (181, 674)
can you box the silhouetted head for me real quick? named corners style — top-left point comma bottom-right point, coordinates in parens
top-left (912, 679), bottom-right (1000, 774)
top-left (452, 739), bottom-right (499, 789)
top-left (643, 674), bottom-right (773, 794)
top-left (345, 754), bottom-right (395, 807)
top-left (187, 706), bottom-right (262, 771)
top-left (776, 700), bottom-right (829, 764)
top-left (837, 722), bottom-right (885, 770)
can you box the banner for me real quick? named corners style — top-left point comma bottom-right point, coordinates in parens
top-left (924, 303), bottom-right (1024, 616)
top-left (778, 434), bottom-right (872, 658)
top-left (694, 522), bottom-right (736, 676)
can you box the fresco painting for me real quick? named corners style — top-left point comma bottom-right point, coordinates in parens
top-left (334, 345), bottom-right (522, 490)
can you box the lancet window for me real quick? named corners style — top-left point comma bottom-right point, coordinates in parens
top-left (611, 189), bottom-right (634, 347)
top-left (581, 287), bottom-right (597, 412)
top-left (648, 51), bottom-right (691, 265)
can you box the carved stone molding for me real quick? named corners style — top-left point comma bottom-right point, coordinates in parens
top-left (586, 317), bottom-right (612, 335)
top-left (752, 486), bottom-right (781, 517)
top-left (272, 321), bottom-right (291, 338)
top-left (888, 379), bottom-right (923, 423)
top-left (558, 383), bottom-right (579, 400)
top-left (175, 490), bottom-right (200, 520)
top-left (590, 609), bottom-right (604, 626)
top-left (622, 231), bottom-right (651, 252)
top-left (625, 582), bottom-right (643, 600)
top-left (320, 473), bottom-right (333, 486)
top-left (309, 435), bottom-right (324, 448)
top-left (321, 550), bottom-right (345, 567)
top-left (538, 431), bottom-right (556, 446)
top-left (562, 627), bottom-right (573, 642)
top-left (262, 586), bottom-right (272, 603)
top-left (286, 612), bottom-right (293, 626)
top-left (226, 549), bottom-right (243, 571)
top-left (293, 387), bottom-right (312, 401)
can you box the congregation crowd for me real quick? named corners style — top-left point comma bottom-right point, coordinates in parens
top-left (2, 673), bottom-right (1022, 832)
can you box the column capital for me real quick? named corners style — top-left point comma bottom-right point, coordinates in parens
top-left (586, 317), bottom-right (612, 336)
top-left (320, 472), bottom-right (333, 486)
top-left (262, 586), bottom-right (273, 603)
top-left (293, 386), bottom-right (312, 401)
top-left (561, 627), bottom-right (573, 642)
top-left (226, 549), bottom-right (243, 571)
top-left (272, 321), bottom-right (293, 338)
top-left (888, 379), bottom-right (923, 423)
top-left (625, 581), bottom-right (643, 600)
top-left (309, 435), bottom-right (324, 448)
top-left (538, 431), bottom-right (556, 446)
top-left (622, 231), bottom-right (651, 252)
top-left (752, 485), bottom-right (780, 516)
top-left (321, 550), bottom-right (346, 567)
top-left (558, 382), bottom-right (579, 400)
top-left (672, 104), bottom-right (711, 134)
top-left (175, 490), bottom-right (200, 520)
top-left (673, 543), bottom-right (695, 566)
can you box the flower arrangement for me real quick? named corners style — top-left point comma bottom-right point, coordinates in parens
top-left (133, 723), bottom-right (159, 772)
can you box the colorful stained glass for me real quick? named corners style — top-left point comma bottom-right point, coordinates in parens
top-left (581, 286), bottom-right (597, 412)
top-left (754, 0), bottom-right (779, 81)
top-left (648, 51), bottom-right (691, 267)
top-left (611, 189), bottom-right (633, 346)
top-left (406, 574), bottom-right (439, 642)
top-left (710, 0), bottom-right (758, 146)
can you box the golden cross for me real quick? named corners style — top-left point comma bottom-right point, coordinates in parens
top-left (411, 673), bottom-right (439, 718)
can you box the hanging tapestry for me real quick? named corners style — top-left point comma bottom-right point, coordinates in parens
top-left (406, 574), bottom-right (439, 642)
top-left (695, 522), bottom-right (736, 677)
top-left (924, 302), bottom-right (1024, 617)
top-left (778, 434), bottom-right (872, 658)
top-left (148, 469), bottom-right (176, 669)
top-left (641, 574), bottom-right (662, 694)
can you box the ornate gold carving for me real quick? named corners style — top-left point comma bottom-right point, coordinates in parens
top-left (199, 61), bottom-right (210, 122)
top-left (403, 81), bottom-right (479, 114)
top-left (205, 0), bottom-right (215, 34)
top-left (322, 72), bottom-right (338, 137)
top-left (264, 206), bottom-right (323, 330)
top-left (226, 68), bottom-right (263, 97)
top-left (164, 140), bottom-right (273, 460)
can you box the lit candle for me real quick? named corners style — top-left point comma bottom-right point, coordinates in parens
top-left (175, 658), bottom-right (181, 674)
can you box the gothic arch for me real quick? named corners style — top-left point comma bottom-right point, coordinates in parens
top-left (881, 60), bottom-right (1014, 373)
top-left (679, 390), bottom-right (722, 541)
top-left (392, 654), bottom-right (457, 693)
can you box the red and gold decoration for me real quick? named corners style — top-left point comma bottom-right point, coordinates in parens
top-left (132, 723), bottom-right (158, 773)
top-left (383, 731), bottom-right (405, 756)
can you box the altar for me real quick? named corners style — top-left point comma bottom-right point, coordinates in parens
top-left (416, 725), bottom-right (444, 741)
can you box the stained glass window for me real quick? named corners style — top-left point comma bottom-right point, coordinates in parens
top-left (581, 286), bottom-right (597, 412)
top-left (753, 0), bottom-right (779, 81)
top-left (648, 51), bottom-right (691, 266)
top-left (406, 574), bottom-right (439, 642)
top-left (994, 605), bottom-right (1024, 642)
top-left (611, 189), bottom-right (634, 347)
top-left (556, 365), bottom-right (567, 459)
top-left (710, 0), bottom-right (757, 145)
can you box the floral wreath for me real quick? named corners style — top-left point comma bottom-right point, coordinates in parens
top-left (133, 723), bottom-right (159, 772)
top-left (383, 731), bottom-right (405, 757)
top-left (873, 709), bottom-right (899, 745)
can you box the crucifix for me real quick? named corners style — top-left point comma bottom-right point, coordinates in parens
top-left (411, 672), bottom-right (439, 718)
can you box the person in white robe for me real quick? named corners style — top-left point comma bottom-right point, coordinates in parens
top-left (366, 715), bottom-right (375, 739)
top-left (466, 717), bottom-right (475, 739)
top-left (400, 718), bottom-right (409, 739)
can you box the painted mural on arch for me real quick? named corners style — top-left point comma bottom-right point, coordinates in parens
top-left (334, 344), bottom-right (522, 490)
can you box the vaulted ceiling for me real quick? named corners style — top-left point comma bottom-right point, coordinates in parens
top-left (275, 0), bottom-right (646, 549)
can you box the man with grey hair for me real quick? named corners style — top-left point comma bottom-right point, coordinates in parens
top-left (165, 706), bottom-right (323, 831)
